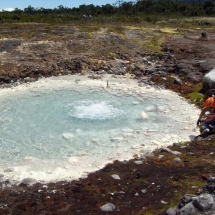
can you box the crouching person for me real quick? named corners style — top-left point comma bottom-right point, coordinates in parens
top-left (197, 90), bottom-right (215, 136)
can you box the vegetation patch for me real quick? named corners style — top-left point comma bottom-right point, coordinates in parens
top-left (160, 27), bottom-right (179, 34)
top-left (189, 91), bottom-right (204, 102)
top-left (188, 83), bottom-right (204, 107)
top-left (76, 32), bottom-right (94, 39)
top-left (147, 37), bottom-right (164, 54)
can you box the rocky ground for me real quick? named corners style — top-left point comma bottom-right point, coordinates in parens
top-left (0, 21), bottom-right (215, 214)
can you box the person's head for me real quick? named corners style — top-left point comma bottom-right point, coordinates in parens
top-left (205, 89), bottom-right (215, 100)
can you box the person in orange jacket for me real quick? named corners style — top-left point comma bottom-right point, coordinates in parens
top-left (197, 90), bottom-right (215, 135)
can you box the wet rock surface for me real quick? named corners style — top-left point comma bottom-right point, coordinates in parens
top-left (0, 23), bottom-right (215, 214)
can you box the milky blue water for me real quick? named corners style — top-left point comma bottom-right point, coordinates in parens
top-left (0, 87), bottom-right (148, 163)
top-left (0, 77), bottom-right (199, 183)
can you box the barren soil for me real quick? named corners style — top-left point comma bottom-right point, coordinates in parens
top-left (0, 22), bottom-right (215, 215)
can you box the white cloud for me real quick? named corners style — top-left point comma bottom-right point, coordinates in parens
top-left (0, 8), bottom-right (15, 12)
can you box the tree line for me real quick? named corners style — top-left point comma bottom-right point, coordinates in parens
top-left (0, 0), bottom-right (215, 23)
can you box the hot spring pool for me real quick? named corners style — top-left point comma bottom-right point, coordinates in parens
top-left (0, 75), bottom-right (199, 184)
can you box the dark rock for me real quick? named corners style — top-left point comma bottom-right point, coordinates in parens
top-left (178, 202), bottom-right (198, 215)
top-left (207, 177), bottom-right (215, 183)
top-left (192, 194), bottom-right (214, 211)
top-left (145, 66), bottom-right (156, 75)
top-left (166, 177), bottom-right (215, 214)
top-left (186, 72), bottom-right (203, 83)
top-left (201, 32), bottom-right (207, 38)
top-left (176, 62), bottom-right (192, 74)
top-left (0, 76), bottom-right (11, 83)
top-left (165, 66), bottom-right (176, 73)
top-left (198, 58), bottom-right (215, 73)
top-left (135, 172), bottom-right (141, 179)
top-left (179, 194), bottom-right (197, 208)
top-left (205, 182), bottom-right (215, 193)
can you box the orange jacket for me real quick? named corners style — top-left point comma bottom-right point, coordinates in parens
top-left (203, 97), bottom-right (215, 121)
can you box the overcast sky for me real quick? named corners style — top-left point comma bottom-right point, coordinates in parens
top-left (0, 0), bottom-right (129, 11)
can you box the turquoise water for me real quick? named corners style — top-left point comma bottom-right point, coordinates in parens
top-left (0, 77), bottom-right (199, 183)
top-left (0, 87), bottom-right (149, 162)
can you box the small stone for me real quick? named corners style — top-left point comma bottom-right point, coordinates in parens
top-left (174, 158), bottom-right (181, 163)
top-left (145, 151), bottom-right (155, 157)
top-left (111, 174), bottom-right (120, 180)
top-left (161, 147), bottom-right (181, 155)
top-left (24, 77), bottom-right (36, 82)
top-left (166, 206), bottom-right (179, 215)
top-left (173, 142), bottom-right (180, 147)
top-left (207, 177), bottom-right (215, 183)
top-left (132, 101), bottom-right (140, 105)
top-left (134, 160), bottom-right (143, 165)
top-left (180, 146), bottom-right (187, 149)
top-left (141, 189), bottom-right (147, 194)
top-left (135, 172), bottom-right (141, 179)
top-left (100, 203), bottom-right (116, 212)
top-left (173, 76), bottom-right (182, 85)
top-left (187, 152), bottom-right (195, 155)
top-left (21, 178), bottom-right (37, 186)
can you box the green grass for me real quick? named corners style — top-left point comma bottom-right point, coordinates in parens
top-left (189, 91), bottom-right (204, 102)
top-left (187, 83), bottom-right (204, 107)
top-left (147, 37), bottom-right (164, 54)
top-left (108, 52), bottom-right (116, 59)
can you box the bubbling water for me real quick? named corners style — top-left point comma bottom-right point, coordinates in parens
top-left (0, 75), bottom-right (199, 184)
top-left (69, 101), bottom-right (124, 120)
